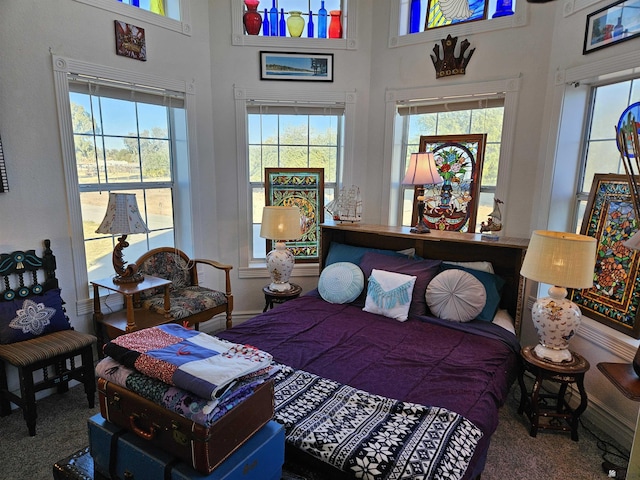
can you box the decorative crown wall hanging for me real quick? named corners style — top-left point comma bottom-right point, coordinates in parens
top-left (430, 35), bottom-right (475, 79)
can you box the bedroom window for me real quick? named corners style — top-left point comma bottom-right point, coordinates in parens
top-left (68, 80), bottom-right (186, 285)
top-left (247, 106), bottom-right (343, 260)
top-left (397, 99), bottom-right (504, 232)
top-left (574, 78), bottom-right (640, 231)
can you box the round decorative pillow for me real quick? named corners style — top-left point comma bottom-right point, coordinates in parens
top-left (318, 262), bottom-right (365, 304)
top-left (425, 269), bottom-right (487, 322)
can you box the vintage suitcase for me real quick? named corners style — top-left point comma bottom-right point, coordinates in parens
top-left (97, 377), bottom-right (274, 474)
top-left (89, 414), bottom-right (285, 480)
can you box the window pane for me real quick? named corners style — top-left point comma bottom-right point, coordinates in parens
top-left (310, 147), bottom-right (336, 181)
top-left (104, 136), bottom-right (142, 182)
top-left (280, 145), bottom-right (308, 167)
top-left (100, 97), bottom-right (138, 136)
top-left (143, 188), bottom-right (173, 230)
top-left (141, 138), bottom-right (171, 181)
top-left (582, 139), bottom-right (621, 191)
top-left (590, 81), bottom-right (631, 140)
top-left (138, 103), bottom-right (168, 136)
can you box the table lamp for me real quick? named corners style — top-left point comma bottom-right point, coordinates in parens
top-left (402, 152), bottom-right (443, 234)
top-left (95, 192), bottom-right (149, 284)
top-left (260, 205), bottom-right (302, 292)
top-left (520, 230), bottom-right (597, 363)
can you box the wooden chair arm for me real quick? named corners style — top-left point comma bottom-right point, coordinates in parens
top-left (191, 258), bottom-right (233, 295)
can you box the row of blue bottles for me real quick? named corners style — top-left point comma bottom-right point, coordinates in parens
top-left (258, 1), bottom-right (328, 39)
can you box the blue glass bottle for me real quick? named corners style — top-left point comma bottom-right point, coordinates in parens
top-left (131, 0), bottom-right (140, 6)
top-left (318, 1), bottom-right (327, 38)
top-left (308, 10), bottom-right (314, 38)
top-left (263, 8), bottom-right (270, 36)
top-left (269, 0), bottom-right (278, 36)
top-left (279, 8), bottom-right (286, 37)
top-left (409, 0), bottom-right (421, 34)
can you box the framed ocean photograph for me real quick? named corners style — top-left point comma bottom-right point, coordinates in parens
top-left (260, 52), bottom-right (334, 82)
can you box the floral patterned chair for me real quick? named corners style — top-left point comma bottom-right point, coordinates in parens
top-left (135, 247), bottom-right (233, 330)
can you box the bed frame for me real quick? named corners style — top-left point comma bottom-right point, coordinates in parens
top-left (320, 222), bottom-right (529, 335)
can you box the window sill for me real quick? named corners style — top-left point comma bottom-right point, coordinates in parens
top-left (239, 262), bottom-right (320, 279)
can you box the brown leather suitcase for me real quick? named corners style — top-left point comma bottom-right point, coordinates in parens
top-left (97, 377), bottom-right (274, 475)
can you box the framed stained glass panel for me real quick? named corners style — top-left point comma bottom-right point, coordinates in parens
top-left (425, 0), bottom-right (488, 29)
top-left (414, 134), bottom-right (486, 232)
top-left (569, 174), bottom-right (640, 338)
top-left (265, 168), bottom-right (324, 263)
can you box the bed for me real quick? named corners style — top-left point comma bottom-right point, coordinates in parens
top-left (216, 223), bottom-right (529, 480)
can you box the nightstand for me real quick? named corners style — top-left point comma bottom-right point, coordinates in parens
top-left (262, 283), bottom-right (302, 312)
top-left (91, 275), bottom-right (172, 355)
top-left (518, 345), bottom-right (590, 441)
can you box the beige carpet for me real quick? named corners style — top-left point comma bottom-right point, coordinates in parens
top-left (0, 378), bottom-right (629, 480)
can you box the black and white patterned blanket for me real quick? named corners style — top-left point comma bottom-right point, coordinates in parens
top-left (273, 365), bottom-right (483, 480)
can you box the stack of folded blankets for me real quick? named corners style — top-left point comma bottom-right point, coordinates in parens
top-left (90, 323), bottom-right (284, 479)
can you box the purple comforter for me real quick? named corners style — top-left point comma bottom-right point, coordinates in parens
top-left (217, 291), bottom-right (520, 479)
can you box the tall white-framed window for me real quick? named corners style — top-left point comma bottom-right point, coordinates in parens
top-left (573, 78), bottom-right (640, 231)
top-left (397, 99), bottom-right (505, 232)
top-left (53, 55), bottom-right (195, 308)
top-left (234, 86), bottom-right (357, 278)
top-left (383, 77), bottom-right (521, 228)
top-left (247, 106), bottom-right (344, 260)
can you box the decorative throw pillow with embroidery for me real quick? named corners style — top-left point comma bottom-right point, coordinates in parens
top-left (0, 288), bottom-right (72, 344)
top-left (363, 269), bottom-right (417, 321)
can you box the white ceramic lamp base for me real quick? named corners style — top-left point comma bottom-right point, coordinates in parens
top-left (266, 242), bottom-right (295, 292)
top-left (531, 286), bottom-right (582, 363)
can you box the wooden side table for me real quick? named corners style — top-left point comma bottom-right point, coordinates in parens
top-left (262, 283), bottom-right (302, 312)
top-left (91, 275), bottom-right (172, 356)
top-left (518, 345), bottom-right (590, 441)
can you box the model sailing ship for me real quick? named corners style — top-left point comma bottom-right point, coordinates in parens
top-left (326, 185), bottom-right (362, 223)
top-left (480, 198), bottom-right (503, 239)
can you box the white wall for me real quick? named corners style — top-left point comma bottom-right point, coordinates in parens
top-left (1, 0), bottom-right (638, 446)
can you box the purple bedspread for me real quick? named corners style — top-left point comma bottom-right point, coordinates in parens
top-left (217, 291), bottom-right (521, 479)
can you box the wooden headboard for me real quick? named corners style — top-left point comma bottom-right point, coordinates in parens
top-left (320, 223), bottom-right (529, 336)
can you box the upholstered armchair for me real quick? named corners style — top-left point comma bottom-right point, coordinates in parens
top-left (135, 247), bottom-right (233, 330)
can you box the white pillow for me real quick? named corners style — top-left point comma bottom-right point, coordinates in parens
top-left (492, 309), bottom-right (515, 334)
top-left (442, 260), bottom-right (494, 274)
top-left (363, 269), bottom-right (417, 321)
top-left (426, 269), bottom-right (487, 322)
top-left (318, 262), bottom-right (364, 304)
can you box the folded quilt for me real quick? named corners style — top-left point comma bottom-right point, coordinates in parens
top-left (102, 324), bottom-right (273, 399)
top-left (96, 356), bottom-right (275, 427)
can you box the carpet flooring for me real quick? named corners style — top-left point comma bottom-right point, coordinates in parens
top-left (0, 377), bottom-right (630, 479)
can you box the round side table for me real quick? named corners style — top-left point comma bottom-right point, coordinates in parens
top-left (262, 283), bottom-right (302, 312)
top-left (518, 345), bottom-right (590, 441)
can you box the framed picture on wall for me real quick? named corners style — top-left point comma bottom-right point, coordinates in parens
top-left (260, 52), bottom-right (334, 82)
top-left (265, 168), bottom-right (324, 263)
top-left (569, 173), bottom-right (640, 338)
top-left (414, 134), bottom-right (486, 232)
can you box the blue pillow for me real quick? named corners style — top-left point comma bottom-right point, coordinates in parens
top-left (325, 242), bottom-right (412, 266)
top-left (439, 264), bottom-right (505, 322)
top-left (318, 262), bottom-right (364, 304)
top-left (0, 288), bottom-right (72, 344)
